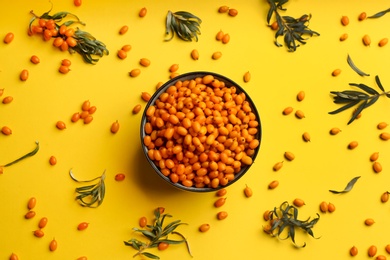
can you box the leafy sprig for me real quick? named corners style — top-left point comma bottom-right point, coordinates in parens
top-left (69, 169), bottom-right (106, 208)
top-left (329, 75), bottom-right (390, 124)
top-left (124, 207), bottom-right (192, 259)
top-left (29, 7), bottom-right (108, 64)
top-left (0, 141), bottom-right (39, 173)
top-left (267, 0), bottom-right (319, 52)
top-left (165, 11), bottom-right (202, 42)
top-left (264, 201), bottom-right (320, 247)
top-left (368, 8), bottom-right (390, 19)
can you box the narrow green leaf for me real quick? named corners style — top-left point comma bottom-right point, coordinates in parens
top-left (328, 100), bottom-right (360, 114)
top-left (375, 75), bottom-right (385, 92)
top-left (2, 141), bottom-right (39, 167)
top-left (347, 100), bottom-right (367, 125)
top-left (368, 8), bottom-right (390, 18)
top-left (347, 54), bottom-right (370, 76)
top-left (329, 176), bottom-right (361, 194)
top-left (142, 252), bottom-right (160, 259)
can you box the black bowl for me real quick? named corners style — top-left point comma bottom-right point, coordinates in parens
top-left (140, 71), bottom-right (261, 192)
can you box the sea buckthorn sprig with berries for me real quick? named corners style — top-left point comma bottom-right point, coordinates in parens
top-left (28, 7), bottom-right (108, 64)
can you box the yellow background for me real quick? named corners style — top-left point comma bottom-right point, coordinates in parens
top-left (1, 0), bottom-right (390, 259)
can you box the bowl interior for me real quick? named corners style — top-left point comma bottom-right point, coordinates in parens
top-left (140, 71), bottom-right (262, 192)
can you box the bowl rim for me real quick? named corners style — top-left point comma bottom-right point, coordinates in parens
top-left (140, 71), bottom-right (262, 192)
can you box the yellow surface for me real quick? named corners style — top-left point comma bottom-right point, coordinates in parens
top-left (1, 0), bottom-right (390, 259)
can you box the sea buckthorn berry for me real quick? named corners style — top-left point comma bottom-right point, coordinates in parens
top-left (217, 211), bottom-right (228, 220)
top-left (373, 161), bottom-right (382, 173)
top-left (115, 173), bottom-right (125, 181)
top-left (28, 197), bottom-right (37, 210)
top-left (140, 58), bottom-right (151, 67)
top-left (293, 198), bottom-right (305, 207)
top-left (370, 152), bottom-right (379, 162)
top-left (141, 92), bottom-right (151, 102)
top-left (121, 44), bottom-right (132, 52)
top-left (20, 69), bottom-right (29, 81)
top-left (71, 112), bottom-right (81, 122)
top-left (283, 107), bottom-right (293, 115)
top-left (268, 180), bottom-right (279, 189)
top-left (1, 126), bottom-right (12, 135)
top-left (350, 246), bottom-right (358, 256)
top-left (319, 201), bottom-right (328, 213)
top-left (191, 49), bottom-right (199, 60)
top-left (380, 132), bottom-right (390, 140)
top-left (117, 49), bottom-right (127, 59)
top-left (216, 188), bottom-right (227, 197)
top-left (297, 91), bottom-right (305, 101)
top-left (332, 69), bottom-right (341, 77)
top-left (83, 115), bottom-right (93, 124)
top-left (4, 32), bottom-right (14, 44)
top-left (368, 245), bottom-right (377, 257)
top-left (38, 217), bottom-right (48, 229)
top-left (295, 110), bottom-right (305, 119)
top-left (49, 156), bottom-right (57, 166)
top-left (348, 141), bottom-right (358, 149)
top-left (110, 120), bottom-right (120, 133)
top-left (222, 33), bottom-right (230, 44)
top-left (284, 151), bottom-right (295, 161)
top-left (212, 51), bottom-right (222, 60)
top-left (59, 65), bottom-right (70, 74)
top-left (56, 121), bottom-right (66, 130)
top-left (132, 104), bottom-right (142, 114)
top-left (228, 8), bottom-right (238, 17)
top-left (327, 202), bottom-right (336, 213)
top-left (9, 253), bottom-right (18, 260)
top-left (330, 127), bottom-right (341, 135)
top-left (139, 7), bottom-right (147, 17)
top-left (273, 161), bottom-right (283, 171)
top-left (216, 30), bottom-right (224, 41)
top-left (340, 33), bottom-right (348, 41)
top-left (243, 71), bottom-right (251, 83)
top-left (61, 59), bottom-right (71, 66)
top-left (88, 106), bottom-right (97, 114)
top-left (244, 185), bottom-right (253, 197)
top-left (263, 210), bottom-right (271, 221)
top-left (30, 55), bottom-right (40, 64)
top-left (385, 244), bottom-right (390, 254)
top-left (270, 21), bottom-right (279, 30)
top-left (139, 216), bottom-right (147, 227)
top-left (214, 197), bottom-right (226, 207)
top-left (119, 25), bottom-right (128, 35)
top-left (363, 34), bottom-right (371, 46)
top-left (74, 0), bottom-right (82, 6)
top-left (376, 255), bottom-right (386, 260)
top-left (34, 229), bottom-right (44, 238)
top-left (158, 242), bottom-right (169, 251)
top-left (25, 211), bottom-right (36, 219)
top-left (358, 12), bottom-right (367, 21)
top-left (199, 223), bottom-right (210, 232)
top-left (218, 6), bottom-right (229, 13)
top-left (77, 222), bottom-right (89, 231)
top-left (341, 16), bottom-right (349, 26)
top-left (377, 122), bottom-right (388, 130)
top-left (129, 69), bottom-right (141, 77)
top-left (379, 38), bottom-right (388, 47)
top-left (49, 238), bottom-right (57, 251)
top-left (364, 218), bottom-right (375, 226)
top-left (302, 132), bottom-right (311, 142)
top-left (169, 64), bottom-right (179, 73)
top-left (381, 192), bottom-right (389, 203)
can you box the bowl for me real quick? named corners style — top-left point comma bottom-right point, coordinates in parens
top-left (140, 71), bottom-right (261, 192)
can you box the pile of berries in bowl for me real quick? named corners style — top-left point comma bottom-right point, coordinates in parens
top-left (140, 72), bottom-right (261, 192)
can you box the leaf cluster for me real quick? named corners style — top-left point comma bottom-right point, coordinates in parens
top-left (69, 169), bottom-right (106, 208)
top-left (265, 201), bottom-right (320, 247)
top-left (329, 75), bottom-right (390, 124)
top-left (267, 0), bottom-right (319, 52)
top-left (0, 141), bottom-right (39, 170)
top-left (124, 208), bottom-right (192, 259)
top-left (165, 11), bottom-right (202, 42)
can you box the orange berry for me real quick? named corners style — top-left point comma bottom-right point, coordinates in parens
top-left (56, 121), bottom-right (66, 130)
top-left (4, 32), bottom-right (14, 44)
top-left (110, 120), bottom-right (120, 133)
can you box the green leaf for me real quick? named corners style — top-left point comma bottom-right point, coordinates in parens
top-left (347, 54), bottom-right (370, 76)
top-left (2, 141), bottom-right (39, 167)
top-left (329, 176), bottom-right (361, 194)
top-left (368, 8), bottom-right (390, 18)
top-left (142, 252), bottom-right (160, 259)
top-left (375, 75), bottom-right (385, 92)
top-left (328, 100), bottom-right (360, 115)
top-left (350, 83), bottom-right (379, 95)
